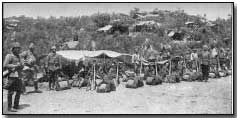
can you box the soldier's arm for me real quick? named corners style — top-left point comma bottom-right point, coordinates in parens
top-left (58, 55), bottom-right (62, 69)
top-left (3, 54), bottom-right (18, 69)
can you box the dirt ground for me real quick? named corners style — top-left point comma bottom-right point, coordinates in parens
top-left (3, 75), bottom-right (232, 114)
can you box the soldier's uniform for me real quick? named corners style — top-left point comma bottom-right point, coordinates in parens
top-left (45, 46), bottom-right (61, 90)
top-left (226, 48), bottom-right (231, 69)
top-left (210, 47), bottom-right (219, 72)
top-left (218, 48), bottom-right (227, 70)
top-left (184, 51), bottom-right (192, 71)
top-left (200, 45), bottom-right (210, 82)
top-left (3, 42), bottom-right (23, 112)
top-left (20, 43), bottom-right (41, 93)
top-left (190, 49), bottom-right (199, 71)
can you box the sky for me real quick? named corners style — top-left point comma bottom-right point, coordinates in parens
top-left (3, 3), bottom-right (232, 21)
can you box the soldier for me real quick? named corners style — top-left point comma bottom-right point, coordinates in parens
top-left (45, 46), bottom-right (61, 90)
top-left (210, 45), bottom-right (219, 72)
top-left (20, 43), bottom-right (42, 94)
top-left (190, 49), bottom-right (199, 71)
top-left (226, 48), bottom-right (232, 69)
top-left (3, 42), bottom-right (23, 112)
top-left (184, 50), bottom-right (191, 71)
top-left (200, 45), bottom-right (211, 82)
top-left (218, 48), bottom-right (227, 70)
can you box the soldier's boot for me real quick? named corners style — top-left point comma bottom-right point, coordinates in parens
top-left (7, 91), bottom-right (17, 112)
top-left (13, 91), bottom-right (21, 109)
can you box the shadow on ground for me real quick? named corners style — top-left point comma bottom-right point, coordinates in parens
top-left (3, 101), bottom-right (30, 115)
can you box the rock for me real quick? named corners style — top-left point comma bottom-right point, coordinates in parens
top-left (96, 79), bottom-right (103, 86)
top-left (96, 83), bottom-right (111, 93)
top-left (71, 79), bottom-right (80, 87)
top-left (125, 79), bottom-right (137, 88)
top-left (56, 80), bottom-right (71, 91)
top-left (227, 70), bottom-right (232, 75)
top-left (219, 71), bottom-right (226, 77)
top-left (183, 74), bottom-right (190, 81)
top-left (209, 72), bottom-right (216, 78)
top-left (165, 73), bottom-right (180, 83)
top-left (146, 76), bottom-right (162, 85)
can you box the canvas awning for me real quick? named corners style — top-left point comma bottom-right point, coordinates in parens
top-left (97, 25), bottom-right (113, 32)
top-left (142, 59), bottom-right (169, 65)
top-left (56, 50), bottom-right (130, 60)
top-left (88, 50), bottom-right (131, 58)
top-left (206, 22), bottom-right (216, 27)
top-left (56, 50), bottom-right (89, 60)
top-left (185, 21), bottom-right (194, 25)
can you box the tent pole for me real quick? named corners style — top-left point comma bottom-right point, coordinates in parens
top-left (184, 58), bottom-right (187, 73)
top-left (140, 60), bottom-right (142, 76)
top-left (155, 61), bottom-right (158, 76)
top-left (196, 59), bottom-right (198, 72)
top-left (217, 56), bottom-right (221, 71)
top-left (116, 63), bottom-right (119, 86)
top-left (93, 63), bottom-right (96, 90)
top-left (169, 60), bottom-right (172, 75)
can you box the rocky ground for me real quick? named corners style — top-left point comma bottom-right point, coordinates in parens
top-left (3, 75), bottom-right (232, 114)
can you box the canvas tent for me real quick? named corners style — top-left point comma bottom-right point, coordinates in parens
top-left (136, 14), bottom-right (160, 19)
top-left (97, 25), bottom-right (113, 32)
top-left (56, 50), bottom-right (130, 60)
top-left (206, 22), bottom-right (216, 27)
top-left (185, 21), bottom-right (194, 25)
top-left (133, 21), bottom-right (161, 32)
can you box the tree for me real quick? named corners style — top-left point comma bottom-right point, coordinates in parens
top-left (92, 13), bottom-right (111, 27)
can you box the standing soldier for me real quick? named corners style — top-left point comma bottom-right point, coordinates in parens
top-left (21, 43), bottom-right (42, 94)
top-left (210, 45), bottom-right (219, 73)
top-left (190, 49), bottom-right (199, 71)
top-left (3, 42), bottom-right (23, 112)
top-left (45, 46), bottom-right (61, 90)
top-left (226, 48), bottom-right (231, 69)
top-left (218, 48), bottom-right (226, 70)
top-left (184, 50), bottom-right (191, 71)
top-left (200, 45), bottom-right (211, 82)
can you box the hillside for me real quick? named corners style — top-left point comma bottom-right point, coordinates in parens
top-left (3, 8), bottom-right (232, 59)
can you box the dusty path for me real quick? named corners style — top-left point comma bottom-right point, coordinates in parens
top-left (3, 76), bottom-right (232, 114)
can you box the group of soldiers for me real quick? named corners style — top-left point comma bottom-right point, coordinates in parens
top-left (134, 44), bottom-right (231, 82)
top-left (183, 45), bottom-right (231, 81)
top-left (3, 42), bottom-right (61, 112)
top-left (3, 41), bottom-right (232, 112)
